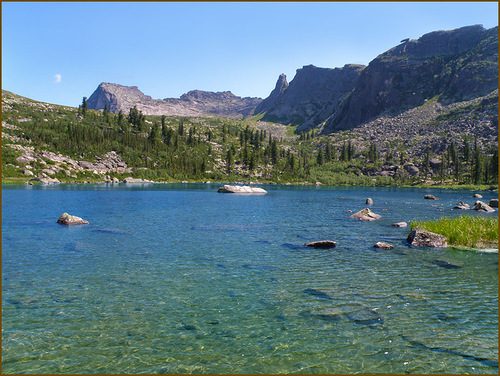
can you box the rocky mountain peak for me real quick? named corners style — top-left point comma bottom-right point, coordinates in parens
top-left (87, 83), bottom-right (262, 118)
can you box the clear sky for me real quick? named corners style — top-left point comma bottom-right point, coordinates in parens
top-left (2, 1), bottom-right (498, 106)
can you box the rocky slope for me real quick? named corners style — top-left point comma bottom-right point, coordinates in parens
top-left (325, 25), bottom-right (498, 132)
top-left (256, 64), bottom-right (365, 132)
top-left (87, 83), bottom-right (262, 118)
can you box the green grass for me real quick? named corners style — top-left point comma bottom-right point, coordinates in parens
top-left (411, 216), bottom-right (498, 249)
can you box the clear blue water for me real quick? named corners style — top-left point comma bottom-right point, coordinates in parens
top-left (2, 184), bottom-right (498, 374)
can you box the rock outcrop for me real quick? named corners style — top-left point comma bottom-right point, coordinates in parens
top-left (57, 212), bottom-right (89, 225)
top-left (407, 229), bottom-right (448, 247)
top-left (217, 185), bottom-right (267, 194)
top-left (325, 25), bottom-right (498, 132)
top-left (257, 64), bottom-right (364, 132)
top-left (87, 83), bottom-right (262, 118)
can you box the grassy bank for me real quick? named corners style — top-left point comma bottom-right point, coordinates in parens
top-left (411, 216), bottom-right (498, 249)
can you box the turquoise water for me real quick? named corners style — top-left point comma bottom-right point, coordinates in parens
top-left (2, 184), bottom-right (498, 374)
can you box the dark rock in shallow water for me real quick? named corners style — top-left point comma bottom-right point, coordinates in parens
top-left (432, 260), bottom-right (461, 269)
top-left (181, 324), bottom-right (197, 331)
top-left (303, 288), bottom-right (332, 300)
top-left (366, 197), bottom-right (374, 205)
top-left (407, 229), bottom-right (448, 248)
top-left (304, 240), bottom-right (336, 248)
top-left (489, 198), bottom-right (498, 208)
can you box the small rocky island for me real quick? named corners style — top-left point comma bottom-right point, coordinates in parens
top-left (217, 185), bottom-right (267, 194)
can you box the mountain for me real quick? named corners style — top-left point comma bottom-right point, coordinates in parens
top-left (324, 24), bottom-right (498, 132)
top-left (87, 83), bottom-right (262, 118)
top-left (256, 64), bottom-right (365, 132)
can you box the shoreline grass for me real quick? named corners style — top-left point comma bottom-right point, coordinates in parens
top-left (411, 216), bottom-right (498, 249)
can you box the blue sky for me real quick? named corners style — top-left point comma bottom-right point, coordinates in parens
top-left (2, 2), bottom-right (498, 106)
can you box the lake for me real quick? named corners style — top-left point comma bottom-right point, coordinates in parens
top-left (2, 184), bottom-right (498, 373)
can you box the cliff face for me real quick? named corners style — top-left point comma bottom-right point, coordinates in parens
top-left (257, 64), bottom-right (365, 132)
top-left (324, 25), bottom-right (498, 132)
top-left (87, 83), bottom-right (262, 118)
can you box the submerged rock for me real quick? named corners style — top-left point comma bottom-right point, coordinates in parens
top-left (350, 208), bottom-right (381, 221)
top-left (304, 240), bottom-right (336, 248)
top-left (424, 194), bottom-right (438, 200)
top-left (365, 198), bottom-right (374, 205)
top-left (473, 200), bottom-right (495, 212)
top-left (453, 201), bottom-right (470, 210)
top-left (57, 212), bottom-right (89, 225)
top-left (489, 198), bottom-right (498, 208)
top-left (407, 229), bottom-right (448, 248)
top-left (217, 185), bottom-right (267, 194)
top-left (346, 308), bottom-right (384, 326)
top-left (374, 242), bottom-right (394, 249)
top-left (392, 221), bottom-right (408, 228)
top-left (303, 288), bottom-right (332, 300)
top-left (432, 260), bottom-right (461, 269)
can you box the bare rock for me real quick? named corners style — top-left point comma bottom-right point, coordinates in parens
top-left (365, 198), bottom-right (374, 205)
top-left (350, 208), bottom-right (381, 221)
top-left (22, 169), bottom-right (34, 176)
top-left (217, 185), bottom-right (267, 194)
top-left (424, 194), bottom-right (438, 200)
top-left (473, 193), bottom-right (483, 198)
top-left (473, 200), bottom-right (495, 212)
top-left (392, 221), bottom-right (408, 228)
top-left (57, 212), bottom-right (89, 225)
top-left (407, 229), bottom-right (448, 248)
top-left (305, 240), bottom-right (337, 248)
top-left (374, 242), bottom-right (394, 249)
top-left (122, 177), bottom-right (153, 184)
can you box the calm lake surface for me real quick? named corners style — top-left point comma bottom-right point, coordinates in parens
top-left (2, 184), bottom-right (498, 374)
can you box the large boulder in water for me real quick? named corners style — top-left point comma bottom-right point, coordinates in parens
top-left (407, 228), bottom-right (447, 248)
top-left (489, 199), bottom-right (498, 208)
top-left (57, 212), bottom-right (89, 225)
top-left (305, 240), bottom-right (336, 248)
top-left (473, 200), bottom-right (495, 212)
top-left (350, 208), bottom-right (381, 221)
top-left (217, 185), bottom-right (267, 194)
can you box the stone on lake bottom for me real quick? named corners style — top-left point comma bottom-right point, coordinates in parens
top-left (57, 212), bottom-right (89, 225)
top-left (407, 228), bottom-right (447, 248)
